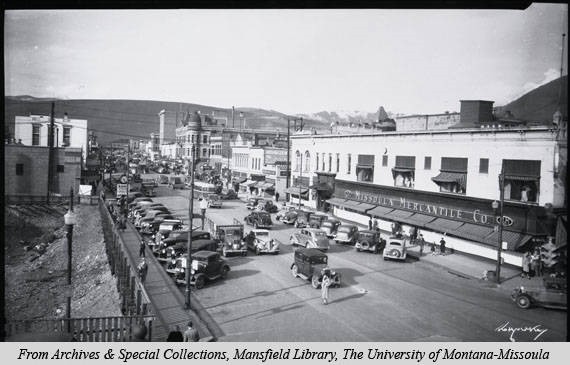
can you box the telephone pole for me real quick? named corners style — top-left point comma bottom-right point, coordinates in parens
top-left (47, 102), bottom-right (55, 204)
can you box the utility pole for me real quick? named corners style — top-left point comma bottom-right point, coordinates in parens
top-left (185, 145), bottom-right (195, 310)
top-left (558, 33), bottom-right (566, 109)
top-left (495, 170), bottom-right (505, 284)
top-left (47, 102), bottom-right (55, 204)
top-left (286, 118), bottom-right (291, 189)
top-left (232, 106), bottom-right (235, 129)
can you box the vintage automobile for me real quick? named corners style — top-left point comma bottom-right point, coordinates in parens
top-left (511, 278), bottom-right (567, 310)
top-left (220, 189), bottom-right (238, 200)
top-left (207, 194), bottom-right (223, 208)
top-left (126, 192), bottom-right (144, 203)
top-left (275, 205), bottom-right (297, 221)
top-left (294, 210), bottom-right (312, 228)
top-left (244, 211), bottom-right (273, 229)
top-left (309, 213), bottom-right (329, 229)
top-left (245, 197), bottom-right (263, 210)
top-left (321, 218), bottom-right (341, 238)
top-left (142, 178), bottom-right (157, 188)
top-left (355, 230), bottom-right (386, 254)
top-left (334, 224), bottom-right (359, 245)
top-left (168, 176), bottom-right (185, 189)
top-left (156, 174), bottom-right (169, 184)
top-left (150, 220), bottom-right (187, 249)
top-left (165, 239), bottom-right (220, 263)
top-left (216, 225), bottom-right (247, 257)
top-left (139, 213), bottom-right (175, 234)
top-left (383, 236), bottom-right (408, 261)
top-left (174, 251), bottom-right (230, 289)
top-left (280, 209), bottom-right (299, 225)
top-left (155, 230), bottom-right (212, 260)
top-left (141, 183), bottom-right (156, 197)
top-left (290, 248), bottom-right (341, 289)
top-left (135, 209), bottom-right (170, 229)
top-left (290, 228), bottom-right (331, 251)
top-left (256, 200), bottom-right (279, 213)
top-left (244, 229), bottom-right (279, 255)
top-left (128, 197), bottom-right (152, 209)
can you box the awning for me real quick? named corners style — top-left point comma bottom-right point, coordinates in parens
top-left (424, 218), bottom-right (465, 233)
top-left (240, 180), bottom-right (257, 187)
top-left (384, 209), bottom-right (414, 220)
top-left (259, 182), bottom-right (274, 189)
top-left (326, 198), bottom-right (348, 206)
top-left (345, 201), bottom-right (376, 214)
top-left (368, 205), bottom-right (394, 218)
top-left (504, 174), bottom-right (539, 182)
top-left (454, 223), bottom-right (496, 244)
top-left (309, 182), bottom-right (332, 191)
top-left (285, 186), bottom-right (308, 195)
top-left (484, 230), bottom-right (533, 251)
top-left (388, 212), bottom-right (437, 227)
top-left (392, 167), bottom-right (415, 173)
top-left (232, 177), bottom-right (247, 184)
top-left (431, 171), bottom-right (467, 189)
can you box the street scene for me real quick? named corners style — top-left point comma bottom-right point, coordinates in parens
top-left (3, 6), bottom-right (568, 342)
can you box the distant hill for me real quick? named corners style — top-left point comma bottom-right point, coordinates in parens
top-left (495, 75), bottom-right (567, 123)
top-left (3, 97), bottom-right (328, 145)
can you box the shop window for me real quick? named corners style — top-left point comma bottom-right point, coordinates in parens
top-left (502, 159), bottom-right (540, 203)
top-left (328, 153), bottom-right (332, 172)
top-left (382, 155), bottom-right (388, 167)
top-left (356, 154), bottom-right (374, 183)
top-left (336, 153), bottom-right (340, 173)
top-left (347, 154), bottom-right (351, 174)
top-left (479, 158), bottom-right (489, 174)
top-left (393, 156), bottom-right (415, 188)
top-left (32, 125), bottom-right (40, 146)
top-left (431, 157), bottom-right (467, 194)
top-left (63, 127), bottom-right (71, 147)
top-left (57, 165), bottom-right (65, 173)
top-left (424, 156), bottom-right (431, 170)
top-left (16, 163), bottom-right (24, 176)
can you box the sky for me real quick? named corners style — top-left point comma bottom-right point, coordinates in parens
top-left (4, 5), bottom-right (568, 115)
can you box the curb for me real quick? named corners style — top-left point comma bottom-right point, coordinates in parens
top-left (407, 251), bottom-right (480, 280)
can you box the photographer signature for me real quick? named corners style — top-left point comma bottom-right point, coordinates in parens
top-left (495, 322), bottom-right (548, 342)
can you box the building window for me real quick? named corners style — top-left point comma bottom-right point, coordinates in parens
top-left (32, 125), bottom-right (40, 146)
top-left (393, 156), bottom-right (415, 188)
top-left (202, 148), bottom-right (207, 157)
top-left (321, 153), bottom-right (325, 171)
top-left (316, 153), bottom-right (319, 171)
top-left (432, 157), bottom-right (467, 194)
top-left (203, 135), bottom-right (208, 144)
top-left (347, 154), bottom-right (351, 174)
top-left (336, 153), bottom-right (340, 173)
top-left (502, 159), bottom-right (540, 203)
top-left (479, 158), bottom-right (489, 174)
top-left (356, 154), bottom-right (374, 182)
top-left (304, 151), bottom-right (310, 172)
top-left (57, 165), bottom-right (65, 173)
top-left (63, 127), bottom-right (71, 147)
top-left (328, 153), bottom-right (332, 172)
top-left (16, 163), bottom-right (24, 176)
top-left (424, 156), bottom-right (431, 170)
top-left (382, 155), bottom-right (388, 167)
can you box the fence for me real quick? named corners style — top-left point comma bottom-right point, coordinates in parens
top-left (5, 195), bottom-right (79, 205)
top-left (5, 315), bottom-right (154, 342)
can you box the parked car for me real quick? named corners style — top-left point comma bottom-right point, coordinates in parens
top-left (140, 215), bottom-right (177, 235)
top-left (334, 224), bottom-right (359, 245)
top-left (126, 192), bottom-right (144, 203)
top-left (155, 230), bottom-right (211, 259)
top-left (294, 210), bottom-right (312, 228)
top-left (276, 205), bottom-right (297, 221)
top-left (128, 197), bottom-right (152, 209)
top-left (383, 236), bottom-right (408, 261)
top-left (156, 174), bottom-right (169, 184)
top-left (321, 218), bottom-right (341, 238)
top-left (355, 230), bottom-right (386, 254)
top-left (244, 211), bottom-right (273, 229)
top-left (244, 229), bottom-right (279, 255)
top-left (220, 189), bottom-right (238, 200)
top-left (245, 197), bottom-right (263, 210)
top-left (511, 278), bottom-right (567, 310)
top-left (207, 194), bottom-right (223, 208)
top-left (290, 248), bottom-right (341, 289)
top-left (168, 176), bottom-right (185, 189)
top-left (290, 228), bottom-right (331, 251)
top-left (256, 200), bottom-right (279, 213)
top-left (150, 220), bottom-right (186, 249)
top-left (280, 209), bottom-right (299, 225)
top-left (135, 209), bottom-right (170, 229)
top-left (164, 239), bottom-right (220, 262)
top-left (174, 251), bottom-right (230, 289)
top-left (141, 183), bottom-right (156, 197)
top-left (216, 225), bottom-right (247, 257)
top-left (309, 213), bottom-right (329, 228)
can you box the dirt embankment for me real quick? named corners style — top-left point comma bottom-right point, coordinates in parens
top-left (5, 203), bottom-right (122, 321)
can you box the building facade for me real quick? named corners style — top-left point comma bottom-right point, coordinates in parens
top-left (290, 125), bottom-right (566, 266)
top-left (14, 114), bottom-right (88, 162)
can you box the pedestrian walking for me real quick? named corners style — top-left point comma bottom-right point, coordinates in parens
top-left (166, 325), bottom-right (183, 342)
top-left (139, 239), bottom-right (146, 258)
top-left (418, 234), bottom-right (425, 256)
top-left (199, 198), bottom-right (208, 230)
top-left (522, 252), bottom-right (531, 279)
top-left (368, 217), bottom-right (373, 231)
top-left (183, 321), bottom-right (200, 342)
top-left (120, 214), bottom-right (127, 232)
top-left (431, 241), bottom-right (437, 255)
top-left (321, 271), bottom-right (332, 305)
top-left (137, 258), bottom-right (148, 284)
top-left (373, 218), bottom-right (379, 232)
top-left (275, 192), bottom-right (280, 202)
top-left (530, 248), bottom-right (542, 277)
top-left (439, 237), bottom-right (446, 255)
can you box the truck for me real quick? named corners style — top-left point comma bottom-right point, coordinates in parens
top-left (215, 224), bottom-right (247, 257)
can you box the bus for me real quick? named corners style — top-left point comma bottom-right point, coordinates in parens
top-left (191, 181), bottom-right (218, 197)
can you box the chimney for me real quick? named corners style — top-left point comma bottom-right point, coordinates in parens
top-left (459, 100), bottom-right (494, 125)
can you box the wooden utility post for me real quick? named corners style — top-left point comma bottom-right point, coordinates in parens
top-left (47, 102), bottom-right (55, 203)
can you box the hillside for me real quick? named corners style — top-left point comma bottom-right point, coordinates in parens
top-left (4, 97), bottom-right (328, 145)
top-left (495, 75), bottom-right (567, 123)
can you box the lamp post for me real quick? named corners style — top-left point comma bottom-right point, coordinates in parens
top-left (185, 146), bottom-right (195, 310)
top-left (493, 172), bottom-right (505, 284)
top-left (64, 187), bottom-right (77, 333)
top-left (298, 156), bottom-right (303, 209)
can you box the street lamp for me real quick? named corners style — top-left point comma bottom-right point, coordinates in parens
top-left (493, 172), bottom-right (506, 284)
top-left (64, 187), bottom-right (77, 333)
top-left (185, 146), bottom-right (196, 310)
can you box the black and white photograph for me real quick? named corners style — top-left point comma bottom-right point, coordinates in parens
top-left (3, 4), bottom-right (568, 343)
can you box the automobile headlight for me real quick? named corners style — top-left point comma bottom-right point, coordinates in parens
top-left (152, 234), bottom-right (155, 239)
top-left (520, 286), bottom-right (525, 292)
top-left (191, 269), bottom-right (195, 274)
top-left (161, 249), bottom-right (165, 254)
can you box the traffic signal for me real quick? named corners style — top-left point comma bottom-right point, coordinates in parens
top-left (540, 240), bottom-right (559, 268)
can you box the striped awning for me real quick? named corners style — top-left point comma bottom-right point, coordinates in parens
top-left (424, 218), bottom-right (465, 233)
top-left (285, 186), bottom-right (308, 195)
top-left (368, 205), bottom-right (394, 217)
top-left (431, 171), bottom-right (467, 190)
top-left (484, 230), bottom-right (533, 251)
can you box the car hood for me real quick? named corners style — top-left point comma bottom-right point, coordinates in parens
top-left (313, 238), bottom-right (331, 247)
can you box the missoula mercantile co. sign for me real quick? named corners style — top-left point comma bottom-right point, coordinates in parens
top-left (335, 180), bottom-right (520, 229)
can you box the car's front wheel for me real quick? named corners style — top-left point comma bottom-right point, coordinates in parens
top-left (311, 275), bottom-right (320, 289)
top-left (291, 264), bottom-right (299, 277)
top-left (221, 266), bottom-right (229, 279)
top-left (195, 275), bottom-right (205, 289)
top-left (255, 247), bottom-right (261, 255)
top-left (516, 294), bottom-right (532, 309)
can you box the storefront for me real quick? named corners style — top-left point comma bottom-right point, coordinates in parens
top-left (327, 179), bottom-right (552, 265)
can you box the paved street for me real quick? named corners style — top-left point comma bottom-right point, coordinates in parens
top-left (143, 178), bottom-right (566, 342)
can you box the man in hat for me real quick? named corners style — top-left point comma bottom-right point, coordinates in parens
top-left (183, 321), bottom-right (200, 342)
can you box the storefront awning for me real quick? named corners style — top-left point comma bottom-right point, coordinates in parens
top-left (424, 218), bottom-right (465, 233)
top-left (391, 167), bottom-right (415, 173)
top-left (431, 171), bottom-right (467, 189)
top-left (345, 201), bottom-right (376, 214)
top-left (285, 186), bottom-right (308, 195)
top-left (504, 174), bottom-right (539, 182)
top-left (326, 198), bottom-right (348, 206)
top-left (388, 212), bottom-right (437, 227)
top-left (368, 205), bottom-right (394, 218)
top-left (484, 230), bottom-right (533, 251)
top-left (309, 182), bottom-right (333, 191)
top-left (454, 223), bottom-right (495, 244)
top-left (240, 180), bottom-right (257, 187)
top-left (232, 177), bottom-right (247, 184)
top-left (259, 182), bottom-right (274, 189)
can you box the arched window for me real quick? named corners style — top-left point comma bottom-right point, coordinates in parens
top-left (304, 151), bottom-right (311, 172)
top-left (295, 150), bottom-right (301, 171)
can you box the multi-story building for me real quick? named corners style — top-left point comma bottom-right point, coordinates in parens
top-left (290, 101), bottom-right (567, 267)
top-left (14, 114), bottom-right (88, 163)
top-left (147, 133), bottom-right (160, 161)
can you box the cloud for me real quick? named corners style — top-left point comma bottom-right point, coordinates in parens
top-left (508, 68), bottom-right (561, 102)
